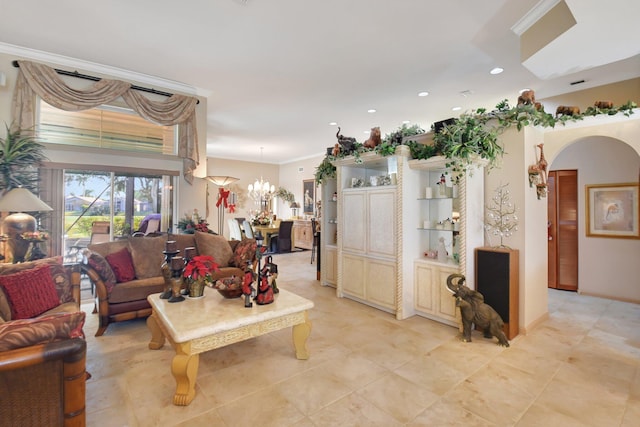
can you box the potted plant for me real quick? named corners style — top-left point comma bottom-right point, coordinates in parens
top-left (183, 255), bottom-right (220, 298)
top-left (0, 125), bottom-right (48, 194)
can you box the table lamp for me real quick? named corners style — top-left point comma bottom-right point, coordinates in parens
top-left (0, 187), bottom-right (53, 263)
top-left (290, 202), bottom-right (300, 218)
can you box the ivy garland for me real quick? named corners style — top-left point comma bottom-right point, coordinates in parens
top-left (314, 100), bottom-right (637, 184)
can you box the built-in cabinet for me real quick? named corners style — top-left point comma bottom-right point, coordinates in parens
top-left (320, 178), bottom-right (337, 287)
top-left (327, 145), bottom-right (484, 325)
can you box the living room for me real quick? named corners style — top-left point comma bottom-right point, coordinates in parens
top-left (1, 1), bottom-right (640, 426)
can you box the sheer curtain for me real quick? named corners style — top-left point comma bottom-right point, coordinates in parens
top-left (11, 60), bottom-right (199, 183)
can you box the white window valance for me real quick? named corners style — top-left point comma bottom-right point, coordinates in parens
top-left (11, 60), bottom-right (199, 184)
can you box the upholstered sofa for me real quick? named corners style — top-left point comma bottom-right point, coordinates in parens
top-left (0, 258), bottom-right (87, 426)
top-left (82, 232), bottom-right (257, 336)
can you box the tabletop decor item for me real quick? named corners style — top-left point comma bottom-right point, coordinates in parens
top-left (212, 276), bottom-right (243, 298)
top-left (168, 256), bottom-right (186, 303)
top-left (177, 211), bottom-right (213, 234)
top-left (183, 255), bottom-right (219, 298)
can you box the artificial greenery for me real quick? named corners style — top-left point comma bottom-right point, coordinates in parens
top-left (0, 126), bottom-right (48, 192)
top-left (315, 156), bottom-right (337, 185)
top-left (316, 99), bottom-right (637, 182)
top-left (275, 187), bottom-right (296, 205)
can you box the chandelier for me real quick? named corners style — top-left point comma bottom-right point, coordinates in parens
top-left (247, 147), bottom-right (275, 206)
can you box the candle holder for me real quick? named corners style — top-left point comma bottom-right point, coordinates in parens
top-left (160, 250), bottom-right (180, 299)
top-left (168, 256), bottom-right (185, 303)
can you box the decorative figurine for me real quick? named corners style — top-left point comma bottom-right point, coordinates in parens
top-left (445, 274), bottom-right (509, 347)
top-left (242, 261), bottom-right (255, 308)
top-left (255, 264), bottom-right (274, 305)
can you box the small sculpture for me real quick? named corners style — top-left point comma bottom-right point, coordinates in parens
top-left (331, 143), bottom-right (341, 157)
top-left (555, 105), bottom-right (580, 117)
top-left (255, 264), bottom-right (274, 305)
top-left (336, 127), bottom-right (356, 154)
top-left (363, 126), bottom-right (381, 148)
top-left (445, 274), bottom-right (509, 347)
top-left (517, 89), bottom-right (535, 106)
top-left (594, 100), bottom-right (613, 109)
top-left (242, 262), bottom-right (255, 308)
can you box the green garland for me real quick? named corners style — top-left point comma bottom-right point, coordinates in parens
top-left (314, 100), bottom-right (637, 183)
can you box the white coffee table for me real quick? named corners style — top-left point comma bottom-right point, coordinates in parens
top-left (147, 287), bottom-right (313, 405)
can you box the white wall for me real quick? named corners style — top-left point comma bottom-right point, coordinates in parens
top-left (547, 129), bottom-right (640, 302)
top-left (489, 113), bottom-right (640, 332)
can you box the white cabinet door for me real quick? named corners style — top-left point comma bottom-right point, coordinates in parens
top-left (414, 262), bottom-right (435, 314)
top-left (366, 258), bottom-right (397, 309)
top-left (342, 253), bottom-right (365, 298)
top-left (414, 261), bottom-right (459, 325)
top-left (323, 246), bottom-right (337, 286)
top-left (367, 189), bottom-right (396, 257)
top-left (342, 192), bottom-right (366, 253)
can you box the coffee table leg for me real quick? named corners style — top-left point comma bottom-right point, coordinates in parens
top-left (292, 311), bottom-right (311, 360)
top-left (171, 343), bottom-right (199, 406)
top-left (147, 313), bottom-right (165, 350)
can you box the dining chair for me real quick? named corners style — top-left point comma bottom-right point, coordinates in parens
top-left (270, 220), bottom-right (293, 253)
top-left (242, 220), bottom-right (254, 239)
top-left (227, 218), bottom-right (243, 240)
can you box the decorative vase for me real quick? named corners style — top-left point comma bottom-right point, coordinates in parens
top-left (188, 278), bottom-right (206, 298)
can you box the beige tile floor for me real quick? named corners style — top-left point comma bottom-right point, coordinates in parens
top-left (82, 251), bottom-right (640, 426)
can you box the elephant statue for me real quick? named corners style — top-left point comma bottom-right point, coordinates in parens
top-left (445, 274), bottom-right (510, 347)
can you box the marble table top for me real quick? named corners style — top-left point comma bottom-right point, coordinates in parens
top-left (148, 287), bottom-right (314, 344)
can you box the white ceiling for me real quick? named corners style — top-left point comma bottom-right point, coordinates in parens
top-left (0, 0), bottom-right (638, 164)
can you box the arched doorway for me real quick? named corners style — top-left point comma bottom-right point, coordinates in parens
top-left (547, 136), bottom-right (640, 300)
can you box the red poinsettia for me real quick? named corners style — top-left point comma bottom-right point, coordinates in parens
top-left (183, 255), bottom-right (220, 281)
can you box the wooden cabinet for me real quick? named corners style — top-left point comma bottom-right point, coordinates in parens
top-left (414, 260), bottom-right (459, 326)
top-left (342, 253), bottom-right (397, 311)
top-left (292, 220), bottom-right (313, 250)
top-left (323, 246), bottom-right (337, 287)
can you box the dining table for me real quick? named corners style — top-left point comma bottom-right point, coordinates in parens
top-left (252, 224), bottom-right (280, 250)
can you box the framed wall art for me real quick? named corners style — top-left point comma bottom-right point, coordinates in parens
top-left (586, 183), bottom-right (639, 238)
top-left (303, 179), bottom-right (315, 215)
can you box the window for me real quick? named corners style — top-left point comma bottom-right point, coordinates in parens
top-left (63, 169), bottom-right (174, 255)
top-left (37, 100), bottom-right (177, 155)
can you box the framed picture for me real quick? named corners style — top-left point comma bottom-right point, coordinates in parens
top-left (303, 179), bottom-right (315, 215)
top-left (586, 183), bottom-right (639, 238)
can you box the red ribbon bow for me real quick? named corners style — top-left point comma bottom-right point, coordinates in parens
top-left (216, 188), bottom-right (230, 208)
top-left (228, 203), bottom-right (236, 213)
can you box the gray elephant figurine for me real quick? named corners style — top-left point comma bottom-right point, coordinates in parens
top-left (446, 274), bottom-right (509, 347)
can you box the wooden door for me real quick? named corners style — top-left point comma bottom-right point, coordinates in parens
top-left (547, 170), bottom-right (578, 291)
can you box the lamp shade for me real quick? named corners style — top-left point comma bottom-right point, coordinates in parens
top-left (0, 187), bottom-right (53, 212)
top-left (205, 176), bottom-right (239, 186)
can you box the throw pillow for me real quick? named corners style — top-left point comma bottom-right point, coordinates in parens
top-left (85, 250), bottom-right (117, 294)
top-left (105, 247), bottom-right (136, 283)
top-left (0, 311), bottom-right (86, 352)
top-left (229, 238), bottom-right (257, 268)
top-left (0, 264), bottom-right (61, 320)
top-left (194, 231), bottom-right (232, 267)
top-left (128, 235), bottom-right (167, 279)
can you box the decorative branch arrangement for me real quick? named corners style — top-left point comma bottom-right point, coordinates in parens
top-left (485, 183), bottom-right (519, 248)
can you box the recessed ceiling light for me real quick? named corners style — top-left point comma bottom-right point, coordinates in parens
top-left (490, 67), bottom-right (504, 75)
top-left (402, 120), bottom-right (410, 124)
top-left (418, 91), bottom-right (429, 97)
top-left (367, 109), bottom-right (376, 113)
top-left (329, 122), bottom-right (338, 126)
top-left (452, 106), bottom-right (462, 111)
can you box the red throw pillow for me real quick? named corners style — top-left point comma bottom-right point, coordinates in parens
top-left (0, 264), bottom-right (61, 320)
top-left (105, 247), bottom-right (136, 283)
top-left (230, 238), bottom-right (257, 267)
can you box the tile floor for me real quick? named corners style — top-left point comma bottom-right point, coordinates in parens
top-left (82, 251), bottom-right (640, 426)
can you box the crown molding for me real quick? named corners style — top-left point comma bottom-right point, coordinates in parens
top-left (0, 42), bottom-right (211, 97)
top-left (511, 0), bottom-right (562, 36)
